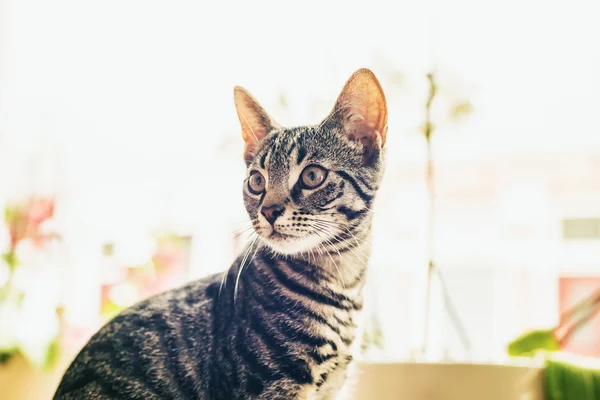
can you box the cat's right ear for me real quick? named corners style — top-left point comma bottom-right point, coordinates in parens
top-left (234, 86), bottom-right (281, 162)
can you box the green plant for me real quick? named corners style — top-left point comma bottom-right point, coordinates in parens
top-left (508, 288), bottom-right (600, 357)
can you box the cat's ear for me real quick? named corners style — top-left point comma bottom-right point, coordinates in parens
top-left (234, 86), bottom-right (281, 161)
top-left (330, 68), bottom-right (388, 149)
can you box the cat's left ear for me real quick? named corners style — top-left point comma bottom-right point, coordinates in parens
top-left (329, 68), bottom-right (388, 150)
top-left (234, 86), bottom-right (281, 162)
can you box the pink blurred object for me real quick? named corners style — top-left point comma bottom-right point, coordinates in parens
top-left (99, 235), bottom-right (192, 318)
top-left (5, 197), bottom-right (55, 248)
top-left (558, 277), bottom-right (600, 357)
top-left (139, 235), bottom-right (192, 298)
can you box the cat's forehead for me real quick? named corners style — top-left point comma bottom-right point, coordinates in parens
top-left (250, 126), bottom-right (360, 175)
top-left (252, 127), bottom-right (313, 172)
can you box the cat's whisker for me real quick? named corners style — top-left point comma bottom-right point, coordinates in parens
top-left (312, 237), bottom-right (325, 257)
top-left (233, 225), bottom-right (255, 239)
top-left (218, 270), bottom-right (229, 298)
top-left (313, 217), bottom-right (363, 230)
top-left (222, 231), bottom-right (257, 298)
top-left (313, 230), bottom-right (346, 289)
top-left (234, 234), bottom-right (259, 303)
top-left (318, 220), bottom-right (370, 251)
top-left (334, 224), bottom-right (373, 259)
top-left (312, 220), bottom-right (370, 266)
top-left (309, 246), bottom-right (316, 264)
top-left (312, 224), bottom-right (364, 283)
top-left (309, 217), bottom-right (356, 229)
top-left (310, 218), bottom-right (373, 248)
top-left (333, 227), bottom-right (372, 262)
top-left (312, 224), bottom-right (340, 254)
top-left (313, 222), bottom-right (354, 247)
top-left (327, 239), bottom-right (367, 284)
top-left (310, 219), bottom-right (360, 240)
top-left (315, 227), bottom-right (359, 277)
top-left (231, 220), bottom-right (258, 233)
top-left (232, 217), bottom-right (257, 225)
top-left (248, 240), bottom-right (261, 278)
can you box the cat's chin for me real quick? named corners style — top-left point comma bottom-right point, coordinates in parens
top-left (260, 233), bottom-right (326, 256)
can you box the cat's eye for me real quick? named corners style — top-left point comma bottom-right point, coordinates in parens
top-left (248, 171), bottom-right (266, 194)
top-left (300, 165), bottom-right (328, 189)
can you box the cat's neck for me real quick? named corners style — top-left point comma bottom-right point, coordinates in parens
top-left (266, 229), bottom-right (372, 292)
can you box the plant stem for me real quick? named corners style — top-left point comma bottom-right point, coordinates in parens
top-left (0, 249), bottom-right (17, 302)
top-left (422, 73), bottom-right (437, 356)
top-left (421, 72), bottom-right (471, 357)
top-left (556, 289), bottom-right (600, 347)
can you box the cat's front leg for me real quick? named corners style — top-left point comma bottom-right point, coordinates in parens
top-left (309, 362), bottom-right (356, 400)
top-left (333, 362), bottom-right (360, 400)
top-left (333, 378), bottom-right (357, 400)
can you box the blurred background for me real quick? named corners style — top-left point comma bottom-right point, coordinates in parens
top-left (1, 0), bottom-right (599, 397)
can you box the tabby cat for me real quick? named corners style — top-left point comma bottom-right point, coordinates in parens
top-left (53, 68), bottom-right (388, 400)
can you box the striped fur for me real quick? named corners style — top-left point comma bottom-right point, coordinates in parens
top-left (54, 68), bottom-right (387, 399)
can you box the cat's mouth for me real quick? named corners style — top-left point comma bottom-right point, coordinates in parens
top-left (259, 226), bottom-right (329, 255)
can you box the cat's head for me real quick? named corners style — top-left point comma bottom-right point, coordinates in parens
top-left (234, 69), bottom-right (387, 255)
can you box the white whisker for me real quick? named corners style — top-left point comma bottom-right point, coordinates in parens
top-left (221, 232), bottom-right (256, 297)
top-left (234, 234), bottom-right (259, 303)
top-left (315, 221), bottom-right (370, 257)
top-left (312, 224), bottom-right (363, 283)
top-left (313, 230), bottom-right (346, 289)
top-left (310, 218), bottom-right (373, 248)
top-left (233, 225), bottom-right (255, 239)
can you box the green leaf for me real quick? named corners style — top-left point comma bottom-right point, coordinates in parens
top-left (2, 251), bottom-right (18, 270)
top-left (19, 335), bottom-right (60, 369)
top-left (507, 329), bottom-right (560, 357)
top-left (4, 205), bottom-right (18, 224)
top-left (41, 338), bottom-right (60, 370)
top-left (544, 358), bottom-right (600, 400)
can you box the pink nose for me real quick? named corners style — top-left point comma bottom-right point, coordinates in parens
top-left (261, 204), bottom-right (285, 225)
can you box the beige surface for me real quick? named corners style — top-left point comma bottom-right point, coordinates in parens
top-left (0, 354), bottom-right (70, 400)
top-left (351, 362), bottom-right (543, 400)
top-left (0, 357), bottom-right (543, 400)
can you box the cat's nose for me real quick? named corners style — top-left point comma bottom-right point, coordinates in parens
top-left (261, 204), bottom-right (285, 225)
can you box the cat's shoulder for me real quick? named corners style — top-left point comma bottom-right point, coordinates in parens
top-left (87, 272), bottom-right (223, 342)
top-left (121, 271), bottom-right (223, 317)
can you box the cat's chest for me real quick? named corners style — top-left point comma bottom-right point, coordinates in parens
top-left (305, 312), bottom-right (361, 400)
top-left (307, 305), bottom-right (362, 381)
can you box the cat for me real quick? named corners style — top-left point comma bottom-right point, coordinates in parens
top-left (53, 68), bottom-right (388, 400)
